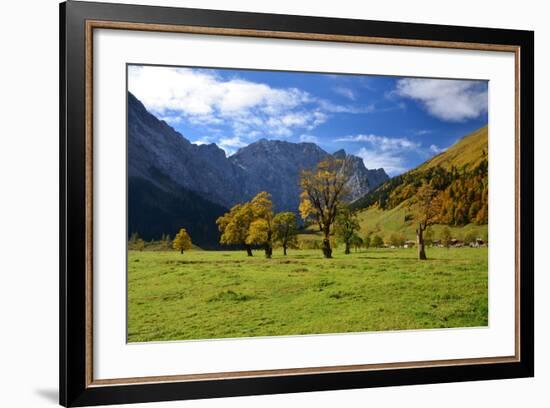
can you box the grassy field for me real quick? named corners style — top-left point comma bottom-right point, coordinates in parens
top-left (297, 208), bottom-right (488, 245)
top-left (128, 247), bottom-right (488, 342)
top-left (356, 204), bottom-right (488, 242)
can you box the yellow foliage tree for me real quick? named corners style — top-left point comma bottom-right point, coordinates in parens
top-left (216, 203), bottom-right (255, 256)
top-left (172, 228), bottom-right (192, 254)
top-left (246, 192), bottom-right (274, 258)
top-left (246, 219), bottom-right (270, 256)
top-left (217, 192), bottom-right (276, 258)
top-left (299, 157), bottom-right (351, 258)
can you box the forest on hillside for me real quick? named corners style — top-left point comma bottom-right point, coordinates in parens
top-left (353, 153), bottom-right (488, 226)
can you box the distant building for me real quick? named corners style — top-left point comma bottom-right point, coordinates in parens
top-left (470, 237), bottom-right (486, 248)
top-left (404, 240), bottom-right (416, 248)
top-left (450, 238), bottom-right (465, 247)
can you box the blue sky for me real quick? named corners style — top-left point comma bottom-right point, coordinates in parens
top-left (128, 65), bottom-right (488, 176)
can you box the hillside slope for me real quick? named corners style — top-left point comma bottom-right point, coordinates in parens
top-left (128, 175), bottom-right (228, 249)
top-left (417, 126), bottom-right (488, 172)
top-left (351, 126), bottom-right (489, 241)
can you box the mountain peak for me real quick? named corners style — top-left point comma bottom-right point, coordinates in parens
top-left (332, 149), bottom-right (347, 159)
top-left (234, 137), bottom-right (327, 157)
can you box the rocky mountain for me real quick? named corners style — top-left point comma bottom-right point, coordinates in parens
top-left (333, 149), bottom-right (389, 202)
top-left (128, 92), bottom-right (246, 209)
top-left (128, 92), bottom-right (389, 244)
top-left (229, 140), bottom-right (387, 211)
top-left (230, 139), bottom-right (326, 211)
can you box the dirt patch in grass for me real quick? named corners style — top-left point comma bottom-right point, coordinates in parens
top-left (208, 290), bottom-right (254, 302)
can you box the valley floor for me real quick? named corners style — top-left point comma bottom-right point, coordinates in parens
top-left (127, 247), bottom-right (488, 342)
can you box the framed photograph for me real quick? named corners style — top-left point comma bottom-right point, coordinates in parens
top-left (60, 1), bottom-right (534, 406)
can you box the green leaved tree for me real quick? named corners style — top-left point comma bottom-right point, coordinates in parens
top-left (273, 212), bottom-right (298, 255)
top-left (334, 207), bottom-right (360, 254)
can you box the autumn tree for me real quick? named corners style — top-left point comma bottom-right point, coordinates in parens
top-left (371, 234), bottom-right (384, 248)
top-left (360, 159), bottom-right (488, 227)
top-left (413, 184), bottom-right (443, 260)
top-left (273, 211), bottom-right (298, 255)
top-left (245, 192), bottom-right (275, 258)
top-left (299, 157), bottom-right (352, 258)
top-left (172, 228), bottom-right (192, 254)
top-left (217, 203), bottom-right (255, 256)
top-left (334, 207), bottom-right (360, 254)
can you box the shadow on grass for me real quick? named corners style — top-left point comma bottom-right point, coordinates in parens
top-left (355, 255), bottom-right (454, 261)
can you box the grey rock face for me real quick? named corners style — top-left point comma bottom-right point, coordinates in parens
top-left (229, 139), bottom-right (328, 211)
top-left (128, 92), bottom-right (389, 212)
top-left (344, 155), bottom-right (389, 202)
top-left (128, 92), bottom-right (245, 208)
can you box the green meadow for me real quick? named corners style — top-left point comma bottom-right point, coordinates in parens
top-left (127, 247), bottom-right (488, 342)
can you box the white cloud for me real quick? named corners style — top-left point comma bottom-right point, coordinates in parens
top-left (332, 86), bottom-right (356, 100)
top-left (429, 144), bottom-right (447, 154)
top-left (338, 132), bottom-right (451, 174)
top-left (219, 136), bottom-right (247, 150)
top-left (318, 99), bottom-right (374, 114)
top-left (299, 134), bottom-right (319, 144)
top-left (191, 136), bottom-right (215, 146)
top-left (395, 78), bottom-right (488, 122)
top-left (128, 66), bottom-right (315, 137)
top-left (356, 148), bottom-right (406, 175)
top-left (128, 66), bottom-right (370, 140)
top-left (336, 133), bottom-right (428, 175)
top-left (160, 115), bottom-right (182, 124)
top-left (335, 134), bottom-right (420, 151)
top-left (415, 129), bottom-right (432, 135)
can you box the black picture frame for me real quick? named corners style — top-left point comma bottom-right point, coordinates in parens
top-left (60, 1), bottom-right (534, 406)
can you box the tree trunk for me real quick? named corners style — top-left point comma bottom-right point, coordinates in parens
top-left (283, 245), bottom-right (287, 256)
top-left (322, 238), bottom-right (332, 258)
top-left (180, 248), bottom-right (183, 254)
top-left (345, 242), bottom-right (350, 254)
top-left (322, 226), bottom-right (332, 258)
top-left (245, 245), bottom-right (253, 257)
top-left (264, 231), bottom-right (273, 258)
top-left (417, 225), bottom-right (427, 260)
top-left (264, 243), bottom-right (273, 259)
